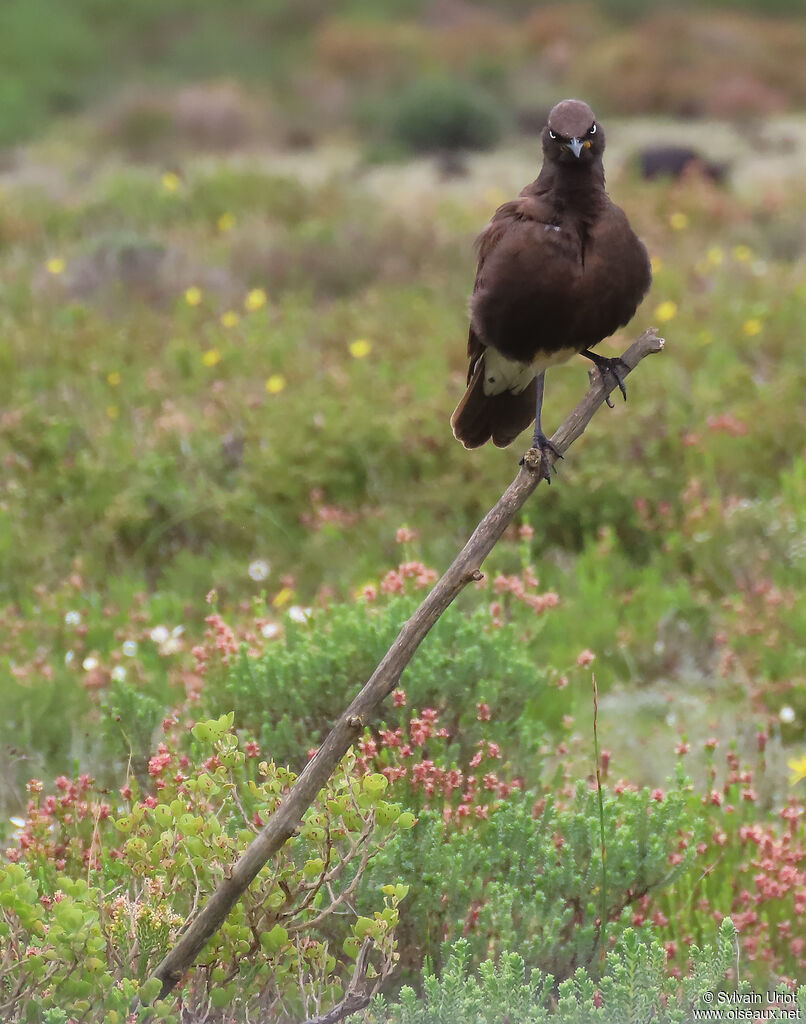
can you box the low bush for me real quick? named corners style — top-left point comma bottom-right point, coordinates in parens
top-left (2, 715), bottom-right (410, 1022)
top-left (352, 922), bottom-right (792, 1024)
top-left (359, 714), bottom-right (700, 981)
top-left (368, 77), bottom-right (503, 156)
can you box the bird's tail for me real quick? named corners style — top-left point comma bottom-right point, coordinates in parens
top-left (450, 358), bottom-right (537, 449)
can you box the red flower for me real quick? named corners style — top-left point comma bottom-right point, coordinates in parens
top-left (147, 752), bottom-right (171, 777)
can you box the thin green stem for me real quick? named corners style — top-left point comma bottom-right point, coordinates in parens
top-left (592, 672), bottom-right (608, 964)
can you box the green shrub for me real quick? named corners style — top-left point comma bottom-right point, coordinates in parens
top-left (374, 77), bottom-right (503, 155)
top-left (361, 768), bottom-right (700, 981)
top-left (216, 589), bottom-right (556, 771)
top-left (2, 715), bottom-right (408, 1022)
top-left (352, 920), bottom-right (776, 1024)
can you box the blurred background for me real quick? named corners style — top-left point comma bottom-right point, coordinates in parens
top-left (1, 0), bottom-right (806, 803)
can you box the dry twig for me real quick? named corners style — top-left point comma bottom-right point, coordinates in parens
top-left (150, 328), bottom-right (665, 1001)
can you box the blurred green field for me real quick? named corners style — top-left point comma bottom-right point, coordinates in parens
top-left (3, 117), bottom-right (805, 790)
top-left (1, 0), bottom-right (806, 1016)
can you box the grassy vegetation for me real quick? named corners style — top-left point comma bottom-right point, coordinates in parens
top-left (2, 124), bottom-right (806, 1010)
top-left (3, 0), bottom-right (806, 148)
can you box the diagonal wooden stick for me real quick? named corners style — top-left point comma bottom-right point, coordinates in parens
top-left (150, 327), bottom-right (665, 999)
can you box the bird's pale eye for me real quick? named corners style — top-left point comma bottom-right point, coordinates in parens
top-left (548, 130), bottom-right (556, 140)
top-left (589, 124), bottom-right (597, 135)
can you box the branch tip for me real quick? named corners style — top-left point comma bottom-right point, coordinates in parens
top-left (520, 447), bottom-right (543, 472)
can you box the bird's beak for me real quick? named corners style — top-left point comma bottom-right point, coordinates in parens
top-left (567, 137), bottom-right (585, 158)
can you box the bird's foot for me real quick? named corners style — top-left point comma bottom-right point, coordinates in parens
top-left (520, 432), bottom-right (563, 484)
top-left (583, 351), bottom-right (629, 408)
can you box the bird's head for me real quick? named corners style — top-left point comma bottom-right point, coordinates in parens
top-left (542, 99), bottom-right (604, 166)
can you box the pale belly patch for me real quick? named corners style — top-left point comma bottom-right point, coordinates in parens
top-left (482, 346), bottom-right (579, 396)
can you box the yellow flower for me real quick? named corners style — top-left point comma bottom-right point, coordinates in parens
top-left (220, 311), bottom-right (240, 328)
top-left (161, 171), bottom-right (181, 193)
top-left (265, 374), bottom-right (286, 395)
top-left (106, 405), bottom-right (119, 420)
top-left (733, 245), bottom-right (752, 263)
top-left (202, 348), bottom-right (222, 367)
top-left (788, 755), bottom-right (806, 787)
top-left (650, 256), bottom-right (663, 276)
top-left (654, 300), bottom-right (678, 323)
top-left (272, 587), bottom-right (294, 608)
top-left (245, 288), bottom-right (267, 312)
top-left (742, 318), bottom-right (763, 337)
top-left (46, 258), bottom-right (65, 275)
top-left (669, 212), bottom-right (689, 231)
top-left (107, 371), bottom-right (121, 387)
top-left (349, 338), bottom-right (372, 359)
top-left (217, 212), bottom-right (235, 233)
top-left (706, 247), bottom-right (724, 267)
top-left (185, 286), bottom-right (203, 307)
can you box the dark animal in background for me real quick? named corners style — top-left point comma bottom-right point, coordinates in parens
top-left (436, 150), bottom-right (469, 180)
top-left (451, 99), bottom-right (652, 478)
top-left (639, 145), bottom-right (728, 184)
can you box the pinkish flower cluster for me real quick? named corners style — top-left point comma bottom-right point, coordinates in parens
top-left (300, 488), bottom-right (361, 531)
top-left (192, 611), bottom-right (243, 678)
top-left (644, 743), bottom-right (806, 982)
top-left (6, 773), bottom-right (110, 871)
top-left (354, 696), bottom-right (522, 829)
top-left (490, 571), bottom-right (560, 618)
top-left (148, 744), bottom-right (173, 784)
top-left (381, 561), bottom-right (439, 594)
top-left (706, 413), bottom-right (750, 436)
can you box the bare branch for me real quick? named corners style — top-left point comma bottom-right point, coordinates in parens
top-left (301, 940), bottom-right (374, 1024)
top-left (150, 328), bottom-right (665, 999)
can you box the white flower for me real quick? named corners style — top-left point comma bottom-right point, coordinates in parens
top-left (780, 705), bottom-right (796, 724)
top-left (111, 666), bottom-right (127, 682)
top-left (261, 622), bottom-right (280, 639)
top-left (82, 656), bottom-right (99, 672)
top-left (153, 626), bottom-right (184, 656)
top-left (122, 640), bottom-right (138, 657)
top-left (65, 651), bottom-right (75, 666)
top-left (64, 610), bottom-right (81, 626)
top-left (9, 816), bottom-right (25, 829)
top-left (288, 605), bottom-right (312, 624)
top-left (248, 559), bottom-right (271, 582)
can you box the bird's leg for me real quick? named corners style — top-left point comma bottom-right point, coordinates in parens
top-left (581, 348), bottom-right (629, 408)
top-left (521, 372), bottom-right (563, 483)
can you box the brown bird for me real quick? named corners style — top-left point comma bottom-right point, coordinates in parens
top-left (451, 99), bottom-right (652, 480)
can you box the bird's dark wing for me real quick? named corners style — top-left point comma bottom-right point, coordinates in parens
top-left (464, 196), bottom-right (558, 382)
top-left (468, 193), bottom-right (585, 364)
top-left (464, 203), bottom-right (516, 381)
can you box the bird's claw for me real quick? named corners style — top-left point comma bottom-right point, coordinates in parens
top-left (520, 433), bottom-right (563, 484)
top-left (590, 355), bottom-right (628, 406)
